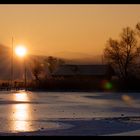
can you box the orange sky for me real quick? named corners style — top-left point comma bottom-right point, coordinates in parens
top-left (0, 4), bottom-right (140, 58)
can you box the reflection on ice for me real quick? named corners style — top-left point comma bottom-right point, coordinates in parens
top-left (14, 92), bottom-right (29, 102)
top-left (13, 104), bottom-right (30, 131)
top-left (12, 92), bottom-right (31, 132)
top-left (14, 104), bottom-right (29, 121)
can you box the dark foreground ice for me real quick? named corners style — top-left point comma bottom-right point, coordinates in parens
top-left (0, 91), bottom-right (140, 136)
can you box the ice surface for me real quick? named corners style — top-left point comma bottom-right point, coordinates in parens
top-left (0, 91), bottom-right (140, 135)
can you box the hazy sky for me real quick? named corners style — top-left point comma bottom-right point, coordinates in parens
top-left (0, 4), bottom-right (140, 57)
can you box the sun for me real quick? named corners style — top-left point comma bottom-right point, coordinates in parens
top-left (15, 45), bottom-right (27, 57)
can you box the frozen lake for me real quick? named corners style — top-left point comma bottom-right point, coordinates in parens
top-left (0, 91), bottom-right (140, 135)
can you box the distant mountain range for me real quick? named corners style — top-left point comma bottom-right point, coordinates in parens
top-left (54, 51), bottom-right (103, 64)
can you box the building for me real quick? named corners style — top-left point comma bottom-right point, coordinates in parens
top-left (52, 64), bottom-right (115, 81)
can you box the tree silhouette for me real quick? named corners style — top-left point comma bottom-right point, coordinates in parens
top-left (136, 22), bottom-right (140, 36)
top-left (104, 27), bottom-right (140, 80)
top-left (44, 56), bottom-right (65, 74)
top-left (31, 59), bottom-right (44, 82)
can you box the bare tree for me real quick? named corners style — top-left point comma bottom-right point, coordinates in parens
top-left (136, 22), bottom-right (140, 36)
top-left (104, 27), bottom-right (140, 80)
top-left (44, 56), bottom-right (65, 74)
top-left (136, 22), bottom-right (140, 54)
top-left (135, 22), bottom-right (140, 77)
top-left (31, 59), bottom-right (44, 82)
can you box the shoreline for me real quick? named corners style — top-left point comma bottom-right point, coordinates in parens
top-left (1, 88), bottom-right (140, 92)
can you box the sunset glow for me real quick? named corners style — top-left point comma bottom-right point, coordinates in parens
top-left (15, 45), bottom-right (27, 57)
top-left (0, 5), bottom-right (140, 58)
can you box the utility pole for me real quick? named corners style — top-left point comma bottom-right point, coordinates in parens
top-left (10, 37), bottom-right (14, 90)
top-left (24, 57), bottom-right (27, 91)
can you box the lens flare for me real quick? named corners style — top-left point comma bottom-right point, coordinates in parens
top-left (105, 82), bottom-right (113, 90)
top-left (102, 80), bottom-right (113, 90)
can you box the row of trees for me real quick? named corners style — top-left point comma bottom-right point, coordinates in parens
top-left (104, 22), bottom-right (140, 82)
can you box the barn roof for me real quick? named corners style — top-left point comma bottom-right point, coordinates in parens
top-left (52, 64), bottom-right (114, 76)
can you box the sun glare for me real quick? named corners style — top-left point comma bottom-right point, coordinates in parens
top-left (15, 45), bottom-right (27, 57)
